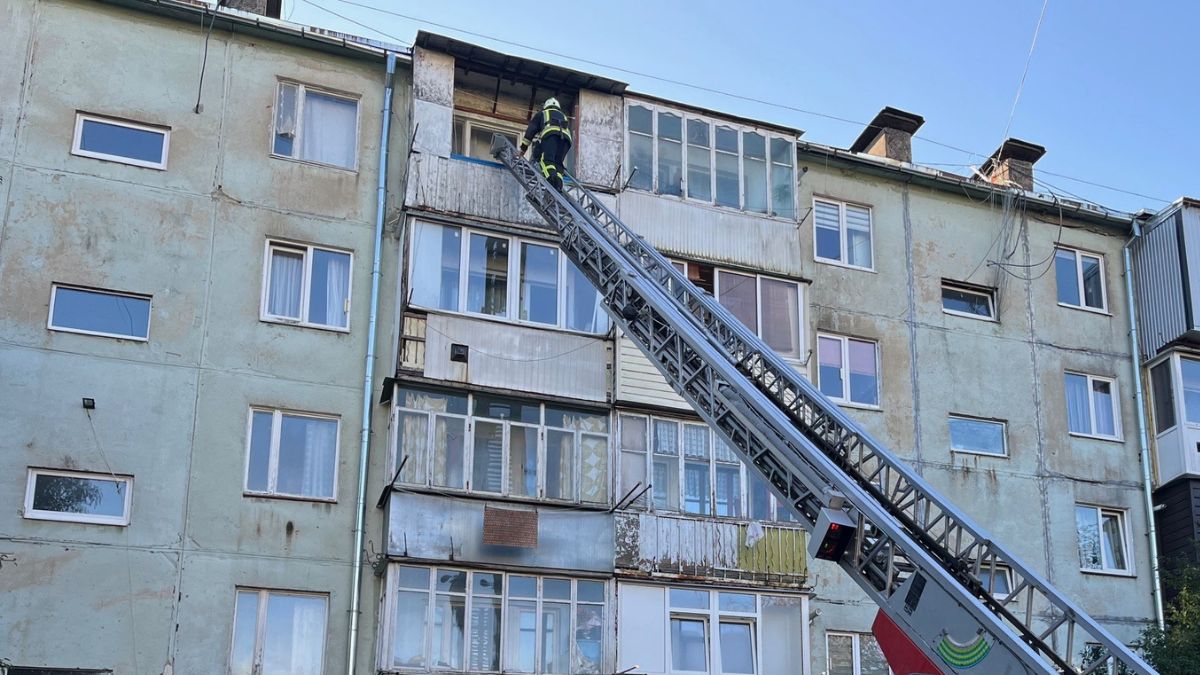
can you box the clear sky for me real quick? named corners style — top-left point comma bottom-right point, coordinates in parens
top-left (286, 0), bottom-right (1198, 214)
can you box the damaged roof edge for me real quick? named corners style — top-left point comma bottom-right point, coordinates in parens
top-left (797, 141), bottom-right (1135, 231)
top-left (90, 0), bottom-right (413, 62)
top-left (417, 31), bottom-right (626, 96)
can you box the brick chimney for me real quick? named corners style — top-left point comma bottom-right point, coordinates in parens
top-left (221, 0), bottom-right (282, 18)
top-left (849, 107), bottom-right (925, 163)
top-left (979, 138), bottom-right (1045, 191)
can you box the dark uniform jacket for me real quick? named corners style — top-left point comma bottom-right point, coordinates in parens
top-left (523, 106), bottom-right (572, 148)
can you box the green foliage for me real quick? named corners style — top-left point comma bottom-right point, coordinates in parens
top-left (1139, 554), bottom-right (1200, 674)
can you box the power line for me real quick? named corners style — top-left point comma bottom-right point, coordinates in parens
top-left (1000, 0), bottom-right (1050, 145)
top-left (306, 0), bottom-right (1169, 209)
top-left (297, 0), bottom-right (411, 46)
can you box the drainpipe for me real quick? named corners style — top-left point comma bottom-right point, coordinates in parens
top-left (347, 50), bottom-right (397, 675)
top-left (1123, 217), bottom-right (1165, 630)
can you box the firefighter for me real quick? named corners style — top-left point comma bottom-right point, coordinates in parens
top-left (520, 97), bottom-right (572, 191)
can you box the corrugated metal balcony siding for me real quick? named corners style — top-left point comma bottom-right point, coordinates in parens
top-left (1132, 206), bottom-right (1200, 359)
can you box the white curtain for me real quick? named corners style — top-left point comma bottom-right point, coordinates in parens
top-left (301, 418), bottom-right (338, 499)
top-left (322, 252), bottom-right (350, 328)
top-left (287, 596), bottom-right (326, 675)
top-left (1065, 374), bottom-right (1091, 434)
top-left (268, 250), bottom-right (304, 319)
top-left (302, 91), bottom-right (357, 169)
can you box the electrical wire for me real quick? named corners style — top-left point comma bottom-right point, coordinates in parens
top-left (301, 0), bottom-right (1172, 211)
top-left (193, 6), bottom-right (219, 114)
top-left (296, 0), bottom-right (411, 46)
top-left (1000, 0), bottom-right (1050, 145)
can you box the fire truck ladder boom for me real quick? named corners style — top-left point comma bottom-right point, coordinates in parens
top-left (491, 135), bottom-right (1154, 675)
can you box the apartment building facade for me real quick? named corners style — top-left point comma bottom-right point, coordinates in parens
top-left (0, 0), bottom-right (408, 672)
top-left (0, 2), bottom-right (1166, 675)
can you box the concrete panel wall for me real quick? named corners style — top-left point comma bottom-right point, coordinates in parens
top-left (0, 1), bottom-right (407, 672)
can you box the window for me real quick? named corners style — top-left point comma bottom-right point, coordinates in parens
top-left (1064, 373), bottom-right (1121, 439)
top-left (674, 261), bottom-right (804, 360)
top-left (408, 221), bottom-right (610, 334)
top-left (1150, 360), bottom-right (1176, 434)
top-left (1054, 247), bottom-right (1107, 312)
top-left (948, 415), bottom-right (1007, 457)
top-left (48, 284), bottom-right (151, 341)
top-left (817, 334), bottom-right (880, 407)
top-left (245, 409), bottom-right (339, 500)
top-left (617, 413), bottom-right (795, 521)
top-left (230, 588), bottom-right (328, 675)
top-left (394, 386), bottom-right (610, 504)
top-left (452, 112), bottom-right (523, 162)
top-left (941, 281), bottom-right (996, 320)
top-left (262, 241), bottom-right (352, 330)
top-left (1075, 505), bottom-right (1130, 574)
top-left (814, 199), bottom-right (873, 269)
top-left (273, 81), bottom-right (359, 170)
top-left (1181, 357), bottom-right (1200, 425)
top-left (387, 565), bottom-right (605, 673)
top-left (668, 589), bottom-right (762, 674)
top-left (24, 469), bottom-right (132, 526)
top-left (72, 112), bottom-right (169, 169)
top-left (625, 103), bottom-right (797, 218)
top-left (826, 631), bottom-right (890, 675)
top-left (1080, 643), bottom-right (1136, 675)
top-left (975, 563), bottom-right (1013, 598)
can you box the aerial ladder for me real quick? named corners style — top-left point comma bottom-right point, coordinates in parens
top-left (490, 135), bottom-right (1155, 675)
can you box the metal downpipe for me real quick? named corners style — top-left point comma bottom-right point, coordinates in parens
top-left (1123, 218), bottom-right (1166, 629)
top-left (347, 50), bottom-right (396, 674)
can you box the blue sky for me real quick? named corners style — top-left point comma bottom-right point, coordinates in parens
top-left (287, 0), bottom-right (1198, 214)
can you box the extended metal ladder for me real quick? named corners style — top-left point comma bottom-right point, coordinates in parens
top-left (491, 135), bottom-right (1154, 675)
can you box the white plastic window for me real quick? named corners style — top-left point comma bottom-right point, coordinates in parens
top-left (262, 241), bottom-right (352, 330)
top-left (272, 81), bottom-right (359, 169)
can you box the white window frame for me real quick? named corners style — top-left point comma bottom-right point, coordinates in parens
top-left (1065, 372), bottom-right (1123, 441)
top-left (243, 408), bottom-right (341, 502)
top-left (23, 468), bottom-right (133, 526)
top-left (812, 197), bottom-right (875, 271)
top-left (624, 100), bottom-right (798, 221)
top-left (71, 112), bottom-right (170, 170)
top-left (452, 110), bottom-right (525, 163)
top-left (825, 631), bottom-right (892, 675)
top-left (392, 387), bottom-right (611, 505)
top-left (271, 80), bottom-right (362, 171)
top-left (672, 260), bottom-right (806, 363)
top-left (1055, 246), bottom-right (1108, 313)
top-left (973, 562), bottom-right (1014, 600)
top-left (229, 588), bottom-right (329, 675)
top-left (407, 220), bottom-right (610, 335)
top-left (816, 333), bottom-right (881, 409)
top-left (382, 564), bottom-right (607, 674)
top-left (616, 412), bottom-right (800, 523)
top-left (947, 414), bottom-right (1008, 458)
top-left (940, 280), bottom-right (997, 321)
top-left (47, 283), bottom-right (153, 341)
top-left (260, 240), bottom-right (354, 332)
top-left (1075, 504), bottom-right (1133, 575)
top-left (665, 588), bottom-right (766, 675)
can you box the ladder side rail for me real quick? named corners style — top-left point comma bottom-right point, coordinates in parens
top-left (557, 169), bottom-right (1150, 674)
top-left (492, 138), bottom-right (1073, 675)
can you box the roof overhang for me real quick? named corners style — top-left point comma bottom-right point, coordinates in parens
top-left (91, 0), bottom-right (409, 62)
top-left (416, 31), bottom-right (626, 95)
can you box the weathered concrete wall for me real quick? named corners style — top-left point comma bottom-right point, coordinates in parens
top-left (0, 1), bottom-right (409, 672)
top-left (795, 154), bottom-right (1154, 654)
top-left (575, 89), bottom-right (623, 189)
top-left (411, 46), bottom-right (453, 158)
